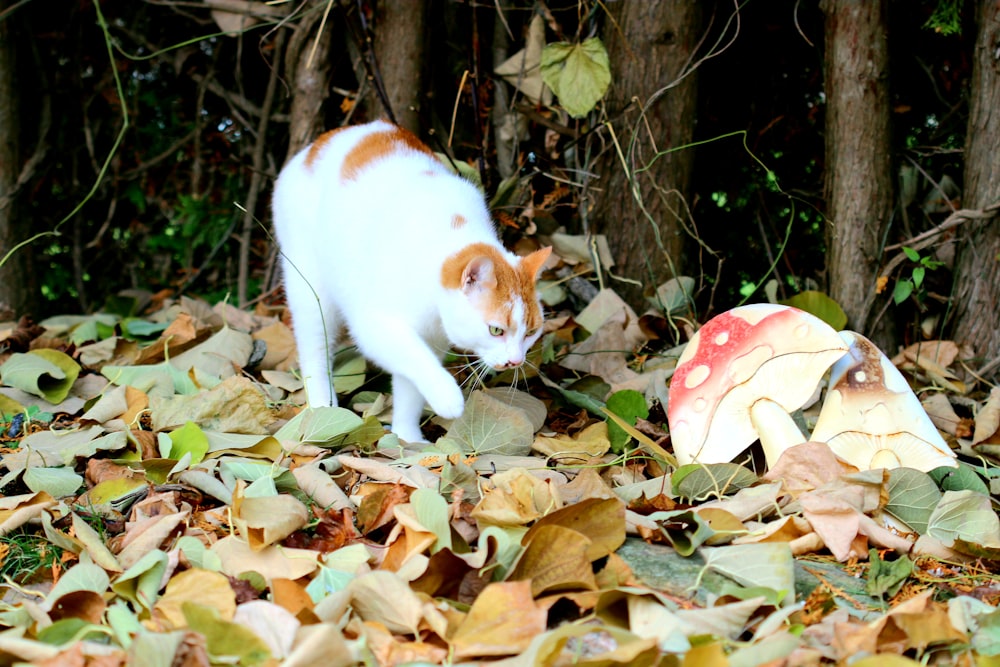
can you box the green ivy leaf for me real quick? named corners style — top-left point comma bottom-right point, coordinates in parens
top-left (605, 389), bottom-right (649, 453)
top-left (893, 279), bottom-right (914, 304)
top-left (168, 421), bottom-right (210, 465)
top-left (912, 265), bottom-right (926, 289)
top-left (540, 37), bottom-right (611, 118)
top-left (902, 246), bottom-right (921, 262)
top-left (865, 548), bottom-right (913, 598)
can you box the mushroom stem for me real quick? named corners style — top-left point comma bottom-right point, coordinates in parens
top-left (749, 399), bottom-right (809, 467)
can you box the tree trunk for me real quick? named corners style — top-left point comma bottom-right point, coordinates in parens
top-left (366, 0), bottom-right (427, 132)
top-left (821, 0), bottom-right (894, 348)
top-left (284, 1), bottom-right (334, 159)
top-left (0, 2), bottom-right (35, 319)
top-left (590, 2), bottom-right (701, 308)
top-left (950, 0), bottom-right (1000, 378)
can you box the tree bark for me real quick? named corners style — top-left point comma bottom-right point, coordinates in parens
top-left (590, 2), bottom-right (701, 308)
top-left (821, 0), bottom-right (894, 347)
top-left (284, 1), bottom-right (334, 159)
top-left (366, 0), bottom-right (427, 132)
top-left (0, 1), bottom-right (35, 319)
top-left (950, 0), bottom-right (1000, 377)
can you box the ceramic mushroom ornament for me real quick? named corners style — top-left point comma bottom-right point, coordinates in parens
top-left (667, 304), bottom-right (849, 467)
top-left (810, 331), bottom-right (957, 471)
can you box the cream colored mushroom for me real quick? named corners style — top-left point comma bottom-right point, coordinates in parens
top-left (810, 331), bottom-right (957, 471)
top-left (667, 304), bottom-right (849, 467)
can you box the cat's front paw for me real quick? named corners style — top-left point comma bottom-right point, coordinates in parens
top-left (429, 381), bottom-right (466, 420)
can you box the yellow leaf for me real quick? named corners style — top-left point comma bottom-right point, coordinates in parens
top-left (533, 421), bottom-right (611, 458)
top-left (470, 468), bottom-right (562, 527)
top-left (510, 524), bottom-right (597, 597)
top-left (450, 581), bottom-right (547, 658)
top-left (153, 568), bottom-right (236, 631)
top-left (234, 492), bottom-right (309, 551)
top-left (526, 497), bottom-right (625, 561)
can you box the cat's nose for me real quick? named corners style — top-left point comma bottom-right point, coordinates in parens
top-left (495, 358), bottom-right (523, 370)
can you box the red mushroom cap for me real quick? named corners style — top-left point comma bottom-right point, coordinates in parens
top-left (668, 304), bottom-right (848, 465)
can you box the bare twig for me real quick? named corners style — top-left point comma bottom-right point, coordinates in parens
top-left (120, 128), bottom-right (199, 181)
top-left (143, 0), bottom-right (287, 20)
top-left (237, 28), bottom-right (285, 306)
top-left (879, 204), bottom-right (1000, 287)
top-left (190, 73), bottom-right (290, 123)
top-left (884, 203), bottom-right (999, 252)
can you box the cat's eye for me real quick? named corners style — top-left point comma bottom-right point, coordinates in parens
top-left (489, 325), bottom-right (504, 337)
top-left (526, 328), bottom-right (539, 337)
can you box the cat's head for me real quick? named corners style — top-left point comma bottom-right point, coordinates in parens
top-left (440, 244), bottom-right (552, 370)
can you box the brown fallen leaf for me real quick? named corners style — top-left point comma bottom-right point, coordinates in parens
top-left (450, 581), bottom-right (547, 658)
top-left (510, 524), bottom-right (597, 596)
top-left (356, 483), bottom-right (413, 535)
top-left (471, 468), bottom-right (562, 528)
top-left (48, 589), bottom-right (107, 625)
top-left (134, 312), bottom-right (205, 365)
top-left (360, 620), bottom-right (450, 666)
top-left (152, 568), bottom-right (237, 631)
top-left (833, 591), bottom-right (966, 657)
top-left (232, 490), bottom-right (309, 551)
top-left (764, 441), bottom-right (859, 493)
top-left (85, 458), bottom-right (143, 487)
top-left (525, 496), bottom-right (625, 561)
top-left (212, 535), bottom-right (318, 582)
top-left (253, 321), bottom-right (298, 371)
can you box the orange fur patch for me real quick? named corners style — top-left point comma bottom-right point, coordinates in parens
top-left (441, 243), bottom-right (549, 331)
top-left (304, 127), bottom-right (348, 169)
top-left (451, 214), bottom-right (467, 229)
top-left (341, 126), bottom-right (434, 182)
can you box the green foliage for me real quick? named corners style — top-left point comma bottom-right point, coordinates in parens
top-left (893, 246), bottom-right (946, 305)
top-left (924, 0), bottom-right (963, 35)
top-left (0, 530), bottom-right (63, 583)
top-left (605, 389), bottom-right (648, 453)
top-left (540, 37), bottom-right (612, 118)
top-left (865, 549), bottom-right (913, 599)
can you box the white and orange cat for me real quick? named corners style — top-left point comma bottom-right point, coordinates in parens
top-left (272, 120), bottom-right (550, 442)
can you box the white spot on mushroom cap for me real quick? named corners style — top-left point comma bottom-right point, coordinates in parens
top-left (685, 364), bottom-right (711, 389)
top-left (714, 331), bottom-right (730, 346)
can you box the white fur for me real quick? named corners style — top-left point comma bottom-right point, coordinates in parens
top-left (272, 121), bottom-right (545, 442)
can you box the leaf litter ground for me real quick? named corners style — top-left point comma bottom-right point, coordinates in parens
top-left (1, 276), bottom-right (999, 666)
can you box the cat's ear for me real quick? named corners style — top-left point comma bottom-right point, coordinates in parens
top-left (519, 246), bottom-right (552, 279)
top-left (462, 255), bottom-right (497, 291)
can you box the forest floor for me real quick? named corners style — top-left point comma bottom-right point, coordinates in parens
top-left (1, 266), bottom-right (999, 666)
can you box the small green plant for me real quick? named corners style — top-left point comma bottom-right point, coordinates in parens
top-left (923, 0), bottom-right (963, 36)
top-left (0, 530), bottom-right (63, 583)
top-left (893, 246), bottom-right (945, 305)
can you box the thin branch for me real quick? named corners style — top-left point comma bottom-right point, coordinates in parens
top-left (190, 72), bottom-right (290, 123)
top-left (884, 203), bottom-right (999, 252)
top-left (142, 0), bottom-right (287, 20)
top-left (237, 27), bottom-right (285, 307)
top-left (878, 203), bottom-right (1000, 284)
top-left (120, 127), bottom-right (199, 180)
